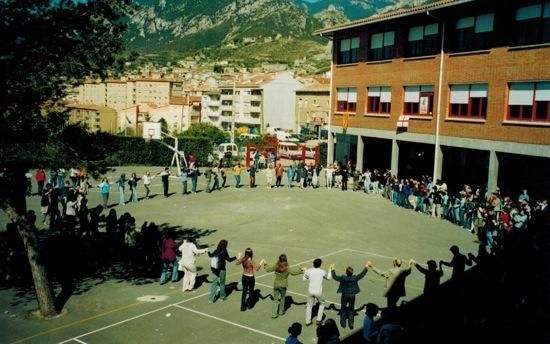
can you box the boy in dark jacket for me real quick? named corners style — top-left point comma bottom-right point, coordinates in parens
top-left (330, 262), bottom-right (369, 329)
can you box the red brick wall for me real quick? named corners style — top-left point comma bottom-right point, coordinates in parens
top-left (331, 46), bottom-right (550, 145)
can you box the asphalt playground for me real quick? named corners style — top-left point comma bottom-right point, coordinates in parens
top-left (0, 166), bottom-right (478, 344)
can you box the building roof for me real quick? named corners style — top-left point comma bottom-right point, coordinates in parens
top-left (170, 96), bottom-right (202, 105)
top-left (315, 0), bottom-right (475, 36)
top-left (65, 103), bottom-right (102, 111)
top-left (296, 84), bottom-right (330, 93)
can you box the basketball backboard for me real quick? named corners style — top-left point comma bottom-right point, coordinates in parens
top-left (142, 122), bottom-right (162, 140)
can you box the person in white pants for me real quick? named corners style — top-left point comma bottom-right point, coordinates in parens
top-left (178, 237), bottom-right (208, 291)
top-left (303, 258), bottom-right (332, 326)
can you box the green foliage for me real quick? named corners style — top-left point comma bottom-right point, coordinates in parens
top-left (159, 118), bottom-right (169, 134)
top-left (179, 123), bottom-right (229, 145)
top-left (319, 142), bottom-right (328, 167)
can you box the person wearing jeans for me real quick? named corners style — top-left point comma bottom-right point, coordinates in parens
top-left (330, 263), bottom-right (369, 329)
top-left (264, 254), bottom-right (304, 319)
top-left (160, 231), bottom-right (178, 284)
top-left (209, 240), bottom-right (236, 302)
top-left (116, 173), bottom-right (126, 206)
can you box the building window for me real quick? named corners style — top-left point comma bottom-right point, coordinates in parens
top-left (449, 84), bottom-right (488, 118)
top-left (404, 85), bottom-right (434, 116)
top-left (508, 82), bottom-right (550, 122)
top-left (369, 31), bottom-right (395, 61)
top-left (407, 23), bottom-right (439, 57)
top-left (336, 87), bottom-right (357, 113)
top-left (366, 87), bottom-right (391, 114)
top-left (514, 2), bottom-right (550, 46)
top-left (452, 13), bottom-right (494, 52)
top-left (337, 37), bottom-right (360, 64)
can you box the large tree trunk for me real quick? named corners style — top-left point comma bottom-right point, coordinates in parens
top-left (1, 169), bottom-right (57, 317)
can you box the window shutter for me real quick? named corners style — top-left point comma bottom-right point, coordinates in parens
top-left (470, 84), bottom-right (488, 98)
top-left (368, 87), bottom-right (381, 97)
top-left (509, 83), bottom-right (535, 105)
top-left (456, 16), bottom-right (475, 29)
top-left (337, 88), bottom-right (348, 101)
top-left (405, 86), bottom-right (420, 103)
top-left (516, 5), bottom-right (542, 21)
top-left (535, 82), bottom-right (550, 101)
top-left (348, 88), bottom-right (357, 102)
top-left (340, 39), bottom-right (351, 52)
top-left (421, 85), bottom-right (434, 93)
top-left (408, 26), bottom-right (424, 41)
top-left (384, 31), bottom-right (395, 46)
top-left (450, 85), bottom-right (470, 104)
top-left (351, 37), bottom-right (360, 49)
top-left (475, 13), bottom-right (494, 33)
top-left (370, 33), bottom-right (383, 49)
top-left (380, 87), bottom-right (392, 103)
top-left (425, 23), bottom-right (439, 36)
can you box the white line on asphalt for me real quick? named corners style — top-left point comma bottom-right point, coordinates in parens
top-left (173, 304), bottom-right (285, 342)
top-left (72, 339), bottom-right (88, 344)
top-left (343, 248), bottom-right (397, 259)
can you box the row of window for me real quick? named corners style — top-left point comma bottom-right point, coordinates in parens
top-left (337, 2), bottom-right (550, 63)
top-left (335, 81), bottom-right (550, 123)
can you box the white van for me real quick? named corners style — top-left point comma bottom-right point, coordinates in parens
top-left (215, 143), bottom-right (238, 160)
top-left (278, 142), bottom-right (302, 160)
top-left (275, 131), bottom-right (299, 142)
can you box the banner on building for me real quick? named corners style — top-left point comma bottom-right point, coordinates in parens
top-left (342, 113), bottom-right (349, 130)
top-left (397, 115), bottom-right (410, 132)
top-left (419, 96), bottom-right (430, 115)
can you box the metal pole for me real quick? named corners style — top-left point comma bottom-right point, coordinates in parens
top-left (327, 46), bottom-right (335, 166)
top-left (231, 77), bottom-right (236, 144)
top-left (431, 13), bottom-right (445, 183)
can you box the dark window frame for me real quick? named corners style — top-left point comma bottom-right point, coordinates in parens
top-left (448, 84), bottom-right (488, 119)
top-left (368, 31), bottom-right (395, 61)
top-left (366, 87), bottom-right (391, 114)
top-left (514, 1), bottom-right (550, 46)
top-left (406, 23), bottom-right (440, 57)
top-left (403, 88), bottom-right (434, 116)
top-left (336, 87), bottom-right (357, 113)
top-left (451, 12), bottom-right (494, 52)
top-left (337, 37), bottom-right (361, 64)
top-left (507, 82), bottom-right (550, 122)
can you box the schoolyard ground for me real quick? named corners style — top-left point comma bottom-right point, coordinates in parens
top-left (0, 166), bottom-right (478, 344)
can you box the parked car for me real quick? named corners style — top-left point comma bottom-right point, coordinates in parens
top-left (214, 143), bottom-right (238, 160)
top-left (275, 131), bottom-right (299, 142)
top-left (278, 142), bottom-right (302, 160)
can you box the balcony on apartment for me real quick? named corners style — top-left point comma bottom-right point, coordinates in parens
top-left (220, 93), bottom-right (233, 100)
top-left (235, 113), bottom-right (260, 125)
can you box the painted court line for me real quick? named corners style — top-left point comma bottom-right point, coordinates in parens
top-left (58, 292), bottom-right (210, 344)
top-left (55, 250), bottom-right (346, 343)
top-left (343, 248), bottom-right (396, 259)
top-left (72, 339), bottom-right (88, 344)
top-left (255, 282), bottom-right (341, 306)
top-left (173, 304), bottom-right (285, 342)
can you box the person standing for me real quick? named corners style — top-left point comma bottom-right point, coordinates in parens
top-left (35, 168), bottom-right (46, 195)
top-left (265, 164), bottom-right (274, 189)
top-left (159, 167), bottom-right (170, 197)
top-left (264, 254), bottom-right (304, 318)
top-left (142, 171), bottom-right (153, 199)
top-left (439, 245), bottom-right (472, 283)
top-left (235, 248), bottom-right (265, 311)
top-left (40, 184), bottom-right (51, 226)
top-left (208, 239), bottom-right (237, 303)
top-left (362, 303), bottom-right (380, 344)
top-left (232, 163), bottom-right (243, 188)
top-left (69, 167), bottom-right (78, 188)
top-left (248, 165), bottom-right (257, 188)
top-left (286, 163), bottom-right (295, 188)
top-left (415, 259), bottom-right (444, 295)
top-left (330, 263), bottom-right (369, 329)
top-left (160, 230), bottom-right (179, 284)
top-left (178, 237), bottom-right (208, 291)
top-left (368, 258), bottom-right (415, 309)
top-left (275, 163), bottom-right (284, 187)
top-left (116, 173), bottom-right (126, 206)
top-left (99, 177), bottom-right (110, 209)
top-left (219, 165), bottom-right (227, 189)
top-left (180, 167), bottom-right (188, 195)
top-left (303, 258), bottom-right (332, 326)
top-left (24, 170), bottom-right (32, 196)
top-left (190, 162), bottom-right (199, 194)
top-left (128, 172), bottom-right (139, 203)
top-left (204, 165), bottom-right (213, 193)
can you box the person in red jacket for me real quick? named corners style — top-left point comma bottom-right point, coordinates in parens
top-left (35, 168), bottom-right (46, 195)
top-left (160, 230), bottom-right (179, 284)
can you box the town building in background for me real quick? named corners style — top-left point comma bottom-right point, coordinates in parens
top-left (65, 104), bottom-right (117, 133)
top-left (317, 0), bottom-right (550, 197)
top-left (295, 83), bottom-right (330, 135)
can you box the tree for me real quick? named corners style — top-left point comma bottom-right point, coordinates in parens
top-left (0, 0), bottom-right (132, 317)
top-left (179, 123), bottom-right (229, 145)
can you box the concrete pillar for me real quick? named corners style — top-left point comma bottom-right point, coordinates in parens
top-left (487, 150), bottom-right (499, 193)
top-left (433, 144), bottom-right (443, 181)
top-left (356, 136), bottom-right (364, 172)
top-left (391, 139), bottom-right (399, 176)
top-left (327, 132), bottom-right (335, 165)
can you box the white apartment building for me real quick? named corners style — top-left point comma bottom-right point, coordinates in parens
top-left (134, 79), bottom-right (171, 105)
top-left (106, 81), bottom-right (131, 110)
top-left (262, 72), bottom-right (303, 132)
top-left (201, 91), bottom-right (222, 129)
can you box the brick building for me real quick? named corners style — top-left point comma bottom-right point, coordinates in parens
top-left (317, 0), bottom-right (550, 197)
